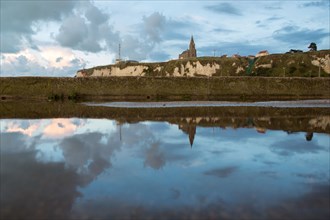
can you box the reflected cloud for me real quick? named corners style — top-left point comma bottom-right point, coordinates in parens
top-left (270, 139), bottom-right (326, 156)
top-left (262, 161), bottom-right (279, 166)
top-left (43, 119), bottom-right (78, 138)
top-left (211, 149), bottom-right (235, 155)
top-left (6, 121), bottom-right (39, 137)
top-left (144, 142), bottom-right (166, 170)
top-left (1, 118), bottom-right (329, 220)
top-left (203, 166), bottom-right (238, 178)
top-left (260, 171), bottom-right (278, 179)
top-left (266, 184), bottom-right (330, 220)
top-left (293, 172), bottom-right (328, 184)
top-left (0, 132), bottom-right (31, 153)
top-left (60, 132), bottom-right (120, 185)
top-left (0, 134), bottom-right (80, 220)
top-left (3, 118), bottom-right (83, 139)
top-left (71, 183), bottom-right (330, 220)
top-left (169, 188), bottom-right (181, 200)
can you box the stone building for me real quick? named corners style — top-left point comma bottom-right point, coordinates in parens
top-left (256, 50), bottom-right (269, 57)
top-left (179, 36), bottom-right (197, 59)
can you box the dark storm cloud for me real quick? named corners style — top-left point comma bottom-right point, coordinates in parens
top-left (0, 0), bottom-right (77, 53)
top-left (85, 4), bottom-right (109, 25)
top-left (273, 25), bottom-right (328, 45)
top-left (56, 16), bottom-right (89, 48)
top-left (0, 33), bottom-right (23, 53)
top-left (0, 0), bottom-right (76, 33)
top-left (203, 166), bottom-right (238, 178)
top-left (205, 3), bottom-right (242, 16)
top-left (56, 3), bottom-right (120, 53)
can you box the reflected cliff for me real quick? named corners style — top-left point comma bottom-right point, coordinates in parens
top-left (1, 101), bottom-right (330, 134)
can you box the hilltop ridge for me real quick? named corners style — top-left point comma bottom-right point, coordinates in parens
top-left (76, 50), bottom-right (330, 78)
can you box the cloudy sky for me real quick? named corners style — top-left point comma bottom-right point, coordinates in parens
top-left (1, 0), bottom-right (329, 76)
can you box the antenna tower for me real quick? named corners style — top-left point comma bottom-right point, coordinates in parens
top-left (118, 43), bottom-right (121, 60)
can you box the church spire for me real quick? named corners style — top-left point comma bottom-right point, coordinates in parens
top-left (190, 35), bottom-right (195, 47)
top-left (189, 35), bottom-right (196, 58)
top-left (178, 35), bottom-right (197, 59)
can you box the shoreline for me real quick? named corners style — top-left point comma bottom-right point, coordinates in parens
top-left (84, 99), bottom-right (330, 108)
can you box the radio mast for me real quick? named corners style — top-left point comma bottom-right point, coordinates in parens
top-left (115, 43), bottom-right (122, 64)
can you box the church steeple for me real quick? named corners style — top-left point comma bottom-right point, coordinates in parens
top-left (190, 36), bottom-right (195, 47)
top-left (178, 35), bottom-right (197, 59)
top-left (189, 35), bottom-right (197, 57)
top-left (178, 123), bottom-right (196, 148)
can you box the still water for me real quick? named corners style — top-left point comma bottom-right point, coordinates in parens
top-left (1, 114), bottom-right (329, 219)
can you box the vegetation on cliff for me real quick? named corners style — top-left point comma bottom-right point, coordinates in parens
top-left (76, 50), bottom-right (330, 77)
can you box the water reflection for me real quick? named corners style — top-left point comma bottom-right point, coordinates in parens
top-left (1, 118), bottom-right (329, 220)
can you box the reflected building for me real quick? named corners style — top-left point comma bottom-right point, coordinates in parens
top-left (305, 132), bottom-right (313, 141)
top-left (178, 123), bottom-right (196, 147)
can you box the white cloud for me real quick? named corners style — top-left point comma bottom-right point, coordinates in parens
top-left (39, 46), bottom-right (79, 68)
top-left (0, 46), bottom-right (85, 76)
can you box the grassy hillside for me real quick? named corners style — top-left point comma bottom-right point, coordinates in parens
top-left (1, 77), bottom-right (329, 101)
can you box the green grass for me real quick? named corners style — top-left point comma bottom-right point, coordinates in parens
top-left (1, 77), bottom-right (329, 101)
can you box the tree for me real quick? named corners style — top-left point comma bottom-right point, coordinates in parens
top-left (308, 42), bottom-right (317, 51)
